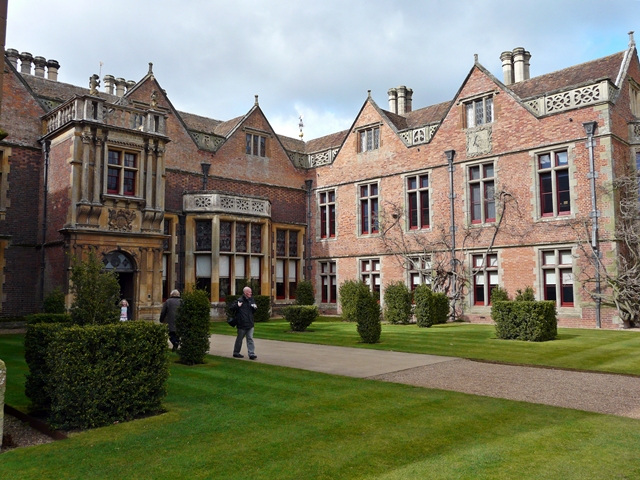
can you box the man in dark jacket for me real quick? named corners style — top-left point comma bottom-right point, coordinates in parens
top-left (160, 289), bottom-right (181, 352)
top-left (230, 286), bottom-right (258, 360)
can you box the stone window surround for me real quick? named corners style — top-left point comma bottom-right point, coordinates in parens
top-left (105, 147), bottom-right (140, 197)
top-left (529, 143), bottom-right (576, 221)
top-left (536, 246), bottom-right (576, 308)
top-left (470, 251), bottom-right (499, 307)
top-left (459, 91), bottom-right (498, 129)
top-left (318, 260), bottom-right (337, 304)
top-left (403, 170), bottom-right (431, 231)
top-left (356, 122), bottom-right (382, 153)
top-left (356, 179), bottom-right (380, 237)
top-left (466, 160), bottom-right (496, 225)
top-left (317, 188), bottom-right (337, 241)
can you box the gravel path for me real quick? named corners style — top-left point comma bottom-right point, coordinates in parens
top-left (370, 359), bottom-right (640, 418)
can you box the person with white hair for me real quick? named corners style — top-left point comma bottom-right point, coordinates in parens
top-left (160, 289), bottom-right (181, 352)
top-left (229, 286), bottom-right (258, 360)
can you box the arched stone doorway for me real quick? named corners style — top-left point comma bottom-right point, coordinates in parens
top-left (103, 250), bottom-right (136, 319)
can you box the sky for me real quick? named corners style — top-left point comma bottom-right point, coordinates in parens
top-left (5, 0), bottom-right (639, 140)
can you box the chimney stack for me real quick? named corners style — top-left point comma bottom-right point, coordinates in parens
top-left (387, 88), bottom-right (397, 114)
top-left (46, 59), bottom-right (59, 81)
top-left (500, 47), bottom-right (531, 85)
top-left (405, 87), bottom-right (413, 113)
top-left (115, 77), bottom-right (126, 97)
top-left (5, 48), bottom-right (18, 69)
top-left (500, 51), bottom-right (514, 85)
top-left (397, 86), bottom-right (407, 115)
top-left (103, 75), bottom-right (115, 94)
top-left (33, 56), bottom-right (46, 77)
top-left (125, 80), bottom-right (136, 93)
top-left (19, 51), bottom-right (33, 74)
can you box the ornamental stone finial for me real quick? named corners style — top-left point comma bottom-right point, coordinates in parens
top-left (89, 74), bottom-right (100, 95)
top-left (148, 62), bottom-right (153, 75)
top-left (254, 95), bottom-right (259, 106)
top-left (474, 53), bottom-right (478, 63)
top-left (630, 31), bottom-right (636, 47)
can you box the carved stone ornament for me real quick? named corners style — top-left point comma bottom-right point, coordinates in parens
top-left (466, 127), bottom-right (492, 157)
top-left (89, 74), bottom-right (100, 95)
top-left (150, 90), bottom-right (158, 109)
top-left (108, 208), bottom-right (136, 231)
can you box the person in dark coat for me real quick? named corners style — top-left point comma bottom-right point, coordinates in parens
top-left (230, 286), bottom-right (258, 360)
top-left (160, 289), bottom-right (181, 352)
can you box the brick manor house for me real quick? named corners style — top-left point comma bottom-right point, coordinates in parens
top-left (0, 33), bottom-right (638, 328)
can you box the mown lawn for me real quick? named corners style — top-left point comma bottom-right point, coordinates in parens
top-left (211, 319), bottom-right (640, 375)
top-left (2, 332), bottom-right (640, 479)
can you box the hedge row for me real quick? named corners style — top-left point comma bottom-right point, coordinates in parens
top-left (414, 285), bottom-right (449, 328)
top-left (383, 282), bottom-right (412, 325)
top-left (26, 313), bottom-right (72, 325)
top-left (176, 289), bottom-right (211, 365)
top-left (282, 305), bottom-right (318, 331)
top-left (492, 301), bottom-right (557, 342)
top-left (25, 321), bottom-right (169, 429)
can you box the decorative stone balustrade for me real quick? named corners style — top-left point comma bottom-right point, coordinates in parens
top-left (398, 123), bottom-right (439, 147)
top-left (183, 193), bottom-right (271, 218)
top-left (524, 80), bottom-right (615, 116)
top-left (44, 96), bottom-right (167, 136)
top-left (309, 147), bottom-right (339, 167)
top-left (189, 131), bottom-right (225, 152)
top-left (630, 122), bottom-right (640, 143)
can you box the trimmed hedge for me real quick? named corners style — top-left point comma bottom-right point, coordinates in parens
top-left (383, 281), bottom-right (413, 325)
top-left (225, 295), bottom-right (270, 322)
top-left (25, 321), bottom-right (169, 428)
top-left (282, 305), bottom-right (318, 331)
top-left (414, 285), bottom-right (449, 327)
top-left (339, 280), bottom-right (370, 322)
top-left (355, 288), bottom-right (381, 344)
top-left (24, 322), bottom-right (68, 415)
top-left (493, 300), bottom-right (557, 342)
top-left (26, 313), bottom-right (72, 325)
top-left (176, 289), bottom-right (211, 365)
top-left (295, 280), bottom-right (315, 306)
top-left (43, 289), bottom-right (66, 314)
top-left (46, 322), bottom-right (169, 429)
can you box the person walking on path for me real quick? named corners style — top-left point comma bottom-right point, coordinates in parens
top-left (230, 286), bottom-right (258, 360)
top-left (160, 289), bottom-right (181, 352)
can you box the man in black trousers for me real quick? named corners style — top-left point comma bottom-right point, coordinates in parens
top-left (230, 286), bottom-right (258, 360)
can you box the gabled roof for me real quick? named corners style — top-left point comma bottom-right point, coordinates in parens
top-left (178, 111), bottom-right (223, 134)
top-left (305, 130), bottom-right (349, 153)
top-left (508, 51), bottom-right (626, 99)
top-left (20, 72), bottom-right (119, 109)
top-left (404, 101), bottom-right (453, 128)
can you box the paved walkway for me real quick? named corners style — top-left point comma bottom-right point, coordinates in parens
top-left (209, 334), bottom-right (640, 419)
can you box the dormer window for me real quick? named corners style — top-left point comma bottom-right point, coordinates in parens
top-left (465, 96), bottom-right (493, 128)
top-left (358, 126), bottom-right (380, 152)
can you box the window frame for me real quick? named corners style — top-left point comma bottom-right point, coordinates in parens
top-left (275, 228), bottom-right (303, 301)
top-left (537, 149), bottom-right (571, 218)
top-left (406, 173), bottom-right (430, 230)
top-left (407, 255), bottom-right (431, 291)
top-left (106, 149), bottom-right (139, 197)
top-left (360, 258), bottom-right (381, 295)
top-left (358, 126), bottom-right (380, 153)
top-left (358, 181), bottom-right (379, 235)
top-left (319, 260), bottom-right (337, 304)
top-left (468, 162), bottom-right (496, 224)
top-left (541, 248), bottom-right (575, 307)
top-left (318, 189), bottom-right (336, 239)
top-left (464, 95), bottom-right (494, 128)
top-left (471, 252), bottom-right (499, 306)
top-left (245, 133), bottom-right (267, 157)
